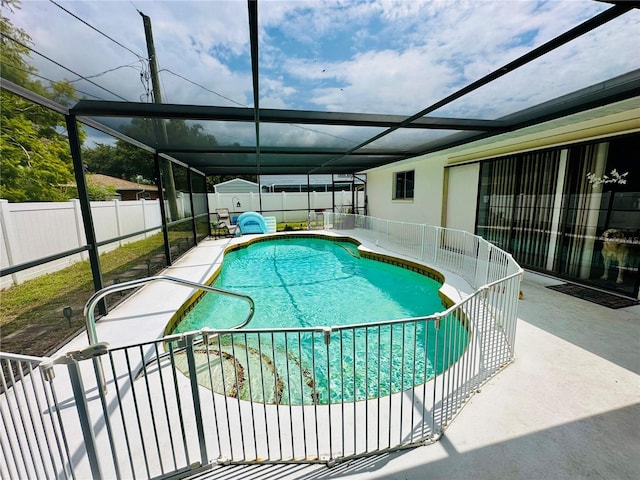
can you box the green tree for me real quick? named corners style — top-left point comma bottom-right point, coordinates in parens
top-left (82, 118), bottom-right (257, 195)
top-left (0, 0), bottom-right (32, 85)
top-left (0, 0), bottom-right (80, 202)
top-left (0, 93), bottom-right (75, 201)
top-left (82, 142), bottom-right (156, 183)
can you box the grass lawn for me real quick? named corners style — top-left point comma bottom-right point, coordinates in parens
top-left (277, 220), bottom-right (323, 231)
top-left (0, 233), bottom-right (166, 356)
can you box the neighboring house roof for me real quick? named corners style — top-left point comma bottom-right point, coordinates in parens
top-left (214, 178), bottom-right (259, 188)
top-left (87, 174), bottom-right (158, 192)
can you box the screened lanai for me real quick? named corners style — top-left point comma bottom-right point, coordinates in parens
top-left (1, 0), bottom-right (639, 330)
top-left (1, 3), bottom-right (640, 477)
top-left (2, 1), bottom-right (639, 176)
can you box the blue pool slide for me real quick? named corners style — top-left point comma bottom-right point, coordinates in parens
top-left (237, 212), bottom-right (268, 234)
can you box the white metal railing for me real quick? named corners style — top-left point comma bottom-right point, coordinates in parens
top-left (0, 216), bottom-right (522, 479)
top-left (325, 213), bottom-right (521, 289)
top-left (0, 352), bottom-right (75, 479)
top-left (84, 275), bottom-right (256, 347)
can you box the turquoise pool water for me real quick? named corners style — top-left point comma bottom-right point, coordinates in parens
top-left (173, 237), bottom-right (469, 404)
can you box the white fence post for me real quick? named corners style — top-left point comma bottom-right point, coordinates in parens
top-left (0, 199), bottom-right (22, 285)
top-left (141, 199), bottom-right (148, 238)
top-left (282, 192), bottom-right (287, 222)
top-left (72, 199), bottom-right (88, 261)
top-left (114, 200), bottom-right (124, 247)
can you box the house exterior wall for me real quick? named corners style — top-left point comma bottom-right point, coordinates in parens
top-left (215, 184), bottom-right (260, 194)
top-left (208, 191), bottom-right (364, 223)
top-left (364, 99), bottom-right (640, 298)
top-left (118, 190), bottom-right (159, 201)
top-left (444, 163), bottom-right (480, 233)
top-left (367, 155), bottom-right (447, 226)
top-left (366, 100), bottom-right (640, 229)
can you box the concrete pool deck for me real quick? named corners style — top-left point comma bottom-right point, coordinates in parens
top-left (52, 232), bottom-right (640, 479)
top-left (256, 267), bottom-right (640, 480)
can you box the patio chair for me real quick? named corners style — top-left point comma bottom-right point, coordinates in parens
top-left (216, 208), bottom-right (233, 223)
top-left (211, 212), bottom-right (239, 238)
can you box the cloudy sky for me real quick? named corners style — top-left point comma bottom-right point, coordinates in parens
top-left (5, 0), bottom-right (640, 148)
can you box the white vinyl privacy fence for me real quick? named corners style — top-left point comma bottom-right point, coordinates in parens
top-left (0, 199), bottom-right (163, 289)
top-left (208, 190), bottom-right (364, 223)
top-left (0, 192), bottom-right (364, 288)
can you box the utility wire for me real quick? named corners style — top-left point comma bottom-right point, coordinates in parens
top-left (68, 61), bottom-right (142, 82)
top-left (44, 0), bottom-right (358, 144)
top-left (129, 0), bottom-right (142, 15)
top-left (288, 124), bottom-right (358, 145)
top-left (68, 59), bottom-right (151, 101)
top-left (48, 0), bottom-right (155, 102)
top-left (0, 32), bottom-right (129, 101)
top-left (48, 0), bottom-right (146, 61)
top-left (156, 60), bottom-right (170, 103)
top-left (159, 68), bottom-right (246, 107)
top-left (0, 60), bottom-right (106, 100)
top-left (159, 68), bottom-right (359, 144)
top-left (139, 63), bottom-right (152, 102)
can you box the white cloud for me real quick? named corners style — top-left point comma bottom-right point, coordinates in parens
top-left (10, 0), bottom-right (252, 105)
top-left (436, 7), bottom-right (640, 119)
top-left (6, 0), bottom-right (638, 129)
top-left (283, 47), bottom-right (457, 114)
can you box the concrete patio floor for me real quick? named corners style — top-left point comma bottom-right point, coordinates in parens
top-left (45, 232), bottom-right (640, 480)
top-left (183, 254), bottom-right (640, 479)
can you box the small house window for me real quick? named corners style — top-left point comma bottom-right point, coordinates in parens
top-left (393, 170), bottom-right (414, 200)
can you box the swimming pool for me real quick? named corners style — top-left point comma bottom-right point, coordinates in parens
top-left (171, 236), bottom-right (469, 404)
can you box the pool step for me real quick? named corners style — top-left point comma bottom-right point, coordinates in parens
top-left (173, 341), bottom-right (317, 405)
top-left (264, 216), bottom-right (277, 233)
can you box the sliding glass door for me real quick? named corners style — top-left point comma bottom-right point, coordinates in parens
top-left (477, 150), bottom-right (560, 270)
top-left (476, 133), bottom-right (640, 298)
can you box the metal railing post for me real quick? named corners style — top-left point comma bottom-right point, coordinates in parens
top-left (42, 344), bottom-right (110, 480)
top-left (184, 334), bottom-right (208, 467)
top-left (323, 327), bottom-right (333, 462)
top-left (67, 361), bottom-right (103, 480)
